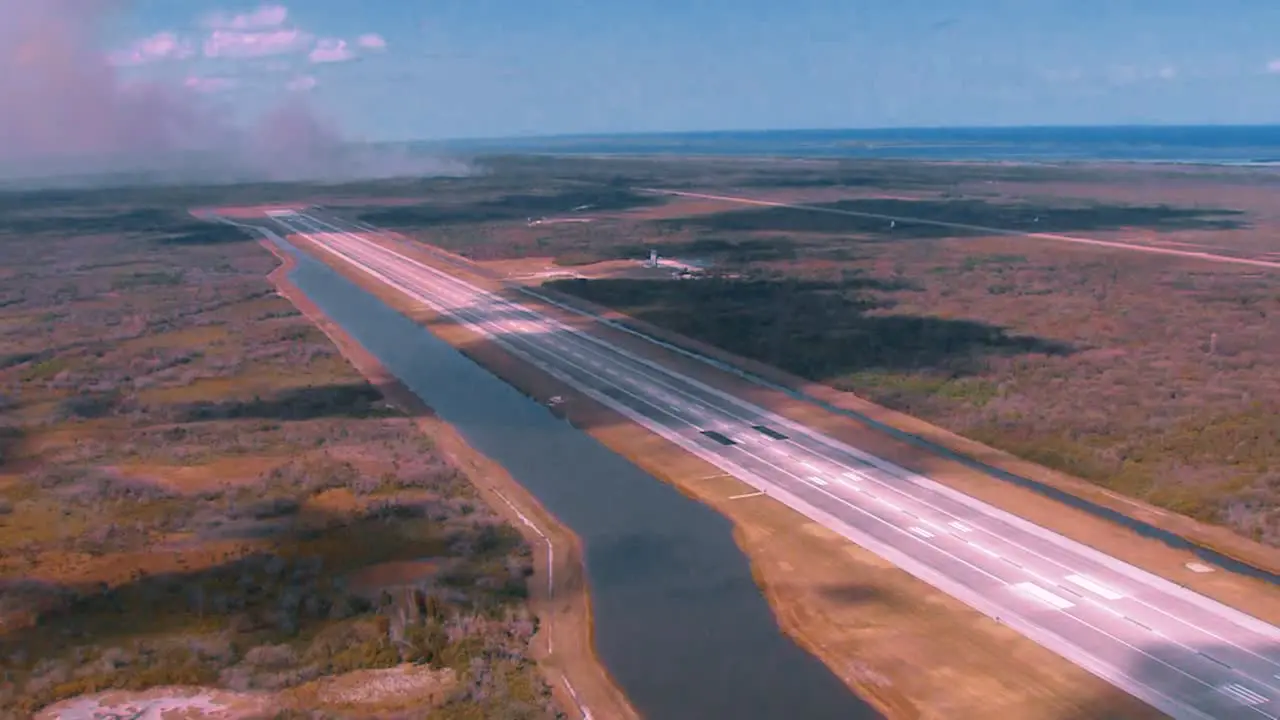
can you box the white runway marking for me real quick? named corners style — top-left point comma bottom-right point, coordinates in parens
top-left (806, 476), bottom-right (829, 486)
top-left (949, 521), bottom-right (973, 533)
top-left (909, 526), bottom-right (935, 539)
top-left (1013, 582), bottom-right (1076, 610)
top-left (729, 491), bottom-right (766, 500)
top-left (968, 541), bottom-right (1001, 559)
top-left (1066, 574), bottom-right (1126, 601)
top-left (840, 472), bottom-right (862, 483)
top-left (1219, 683), bottom-right (1269, 706)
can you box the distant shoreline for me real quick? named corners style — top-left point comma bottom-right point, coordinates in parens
top-left (454, 150), bottom-right (1280, 169)
top-left (424, 125), bottom-right (1280, 166)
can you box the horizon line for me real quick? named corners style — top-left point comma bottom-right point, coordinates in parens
top-left (402, 122), bottom-right (1280, 146)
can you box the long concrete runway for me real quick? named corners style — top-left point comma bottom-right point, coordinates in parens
top-left (246, 209), bottom-right (1280, 719)
top-left (638, 188), bottom-right (1280, 272)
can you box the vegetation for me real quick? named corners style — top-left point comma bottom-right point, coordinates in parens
top-left (341, 155), bottom-right (1278, 547)
top-left (546, 184), bottom-right (1278, 543)
top-left (660, 198), bottom-right (1246, 239)
top-left (358, 188), bottom-right (662, 229)
top-left (0, 195), bottom-right (558, 717)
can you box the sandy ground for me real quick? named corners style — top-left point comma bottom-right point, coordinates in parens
top-left (284, 229), bottom-right (1172, 719)
top-left (35, 664), bottom-right (459, 719)
top-left (259, 240), bottom-right (637, 720)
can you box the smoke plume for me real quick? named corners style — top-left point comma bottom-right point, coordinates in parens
top-left (0, 0), bottom-right (468, 187)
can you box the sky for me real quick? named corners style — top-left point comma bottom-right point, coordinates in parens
top-left (9, 0), bottom-right (1280, 178)
top-left (89, 0), bottom-right (1280, 141)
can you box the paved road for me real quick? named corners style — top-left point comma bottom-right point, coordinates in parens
top-left (637, 187), bottom-right (1280, 272)
top-left (245, 209), bottom-right (1280, 719)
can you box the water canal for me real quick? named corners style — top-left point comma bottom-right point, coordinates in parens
top-left (266, 232), bottom-right (878, 720)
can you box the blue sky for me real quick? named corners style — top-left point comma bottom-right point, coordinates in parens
top-left (110, 0), bottom-right (1280, 141)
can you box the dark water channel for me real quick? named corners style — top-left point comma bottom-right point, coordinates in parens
top-left (267, 233), bottom-right (878, 719)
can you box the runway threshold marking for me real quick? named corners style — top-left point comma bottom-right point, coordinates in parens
top-left (1219, 683), bottom-right (1269, 706)
top-left (1013, 582), bottom-right (1076, 610)
top-left (1065, 574), bottom-right (1125, 600)
top-left (729, 491), bottom-right (766, 500)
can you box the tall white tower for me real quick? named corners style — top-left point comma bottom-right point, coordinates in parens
top-left (647, 249), bottom-right (658, 267)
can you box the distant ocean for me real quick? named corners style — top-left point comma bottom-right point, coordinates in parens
top-left (432, 126), bottom-right (1280, 166)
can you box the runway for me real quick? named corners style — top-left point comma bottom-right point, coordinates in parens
top-left (637, 187), bottom-right (1280, 272)
top-left (245, 209), bottom-right (1280, 719)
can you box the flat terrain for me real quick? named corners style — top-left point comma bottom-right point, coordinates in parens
top-left (345, 156), bottom-right (1280, 549)
top-left (0, 190), bottom-right (579, 718)
top-left (274, 213), bottom-right (1175, 719)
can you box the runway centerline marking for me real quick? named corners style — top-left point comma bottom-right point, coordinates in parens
top-left (967, 541), bottom-right (1002, 559)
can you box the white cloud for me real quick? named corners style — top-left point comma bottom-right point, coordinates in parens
top-left (204, 4), bottom-right (289, 30)
top-left (204, 28), bottom-right (313, 59)
top-left (1267, 59), bottom-right (1280, 74)
top-left (1041, 68), bottom-right (1084, 84)
top-left (309, 38), bottom-right (355, 63)
top-left (1105, 64), bottom-right (1178, 86)
top-left (109, 31), bottom-right (194, 66)
top-left (183, 75), bottom-right (238, 93)
top-left (356, 33), bottom-right (387, 50)
top-left (286, 75), bottom-right (317, 91)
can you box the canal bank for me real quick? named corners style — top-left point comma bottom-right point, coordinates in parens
top-left (261, 231), bottom-right (878, 720)
top-left (257, 235), bottom-right (634, 720)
